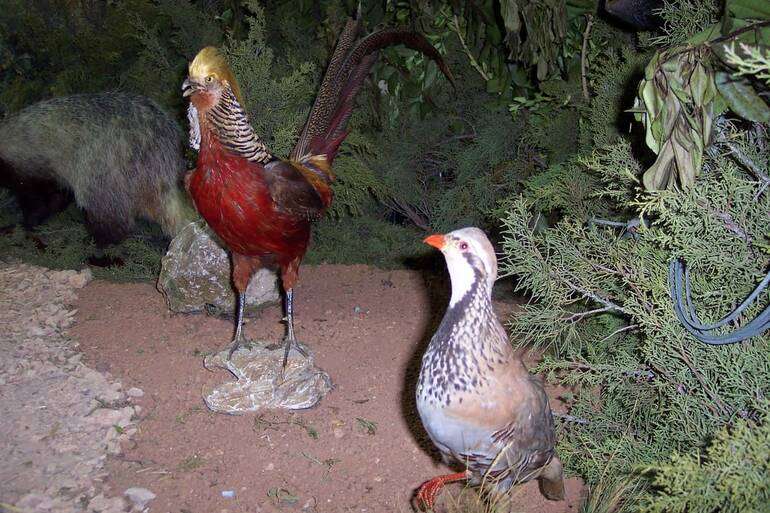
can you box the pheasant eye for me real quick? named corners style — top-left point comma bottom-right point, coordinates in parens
top-left (205, 75), bottom-right (214, 83)
top-left (460, 242), bottom-right (469, 251)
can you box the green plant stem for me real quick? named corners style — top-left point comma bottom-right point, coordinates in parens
top-left (581, 15), bottom-right (594, 101)
top-left (449, 14), bottom-right (490, 82)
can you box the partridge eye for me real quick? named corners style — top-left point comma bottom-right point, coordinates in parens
top-left (460, 242), bottom-right (469, 250)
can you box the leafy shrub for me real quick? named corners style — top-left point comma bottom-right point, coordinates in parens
top-left (639, 405), bottom-right (770, 513)
top-left (497, 1), bottom-right (770, 509)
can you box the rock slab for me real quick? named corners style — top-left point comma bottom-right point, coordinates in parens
top-left (203, 342), bottom-right (333, 414)
top-left (157, 221), bottom-right (280, 315)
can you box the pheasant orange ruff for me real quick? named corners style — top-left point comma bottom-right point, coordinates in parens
top-left (188, 46), bottom-right (244, 106)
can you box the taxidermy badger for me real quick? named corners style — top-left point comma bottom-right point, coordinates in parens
top-left (0, 92), bottom-right (193, 245)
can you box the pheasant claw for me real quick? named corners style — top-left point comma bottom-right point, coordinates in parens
top-left (227, 339), bottom-right (241, 360)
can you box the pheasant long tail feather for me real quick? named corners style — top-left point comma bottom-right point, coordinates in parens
top-left (338, 29), bottom-right (453, 90)
top-left (291, 15), bottom-right (363, 160)
top-left (291, 27), bottom-right (454, 167)
top-left (310, 52), bottom-right (378, 160)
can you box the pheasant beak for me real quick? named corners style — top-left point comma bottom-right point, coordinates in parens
top-left (423, 234), bottom-right (446, 250)
top-left (182, 77), bottom-right (200, 97)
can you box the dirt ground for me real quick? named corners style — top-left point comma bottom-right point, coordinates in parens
top-left (70, 264), bottom-right (583, 513)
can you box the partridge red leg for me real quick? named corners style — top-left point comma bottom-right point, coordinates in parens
top-left (416, 471), bottom-right (469, 510)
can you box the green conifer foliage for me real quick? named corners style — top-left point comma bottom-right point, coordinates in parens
top-left (497, 1), bottom-right (770, 508)
top-left (501, 145), bottom-right (770, 487)
top-left (223, 0), bottom-right (317, 156)
top-left (639, 405), bottom-right (770, 513)
top-left (0, 0), bottom-right (225, 113)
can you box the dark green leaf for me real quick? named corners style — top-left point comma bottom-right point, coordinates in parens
top-left (726, 0), bottom-right (770, 21)
top-left (500, 0), bottom-right (520, 33)
top-left (566, 0), bottom-right (596, 20)
top-left (486, 23), bottom-right (502, 46)
top-left (715, 71), bottom-right (770, 122)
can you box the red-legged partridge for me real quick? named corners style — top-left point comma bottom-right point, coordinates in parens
top-left (415, 227), bottom-right (565, 509)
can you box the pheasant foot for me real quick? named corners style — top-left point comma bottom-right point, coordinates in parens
top-left (226, 334), bottom-right (250, 360)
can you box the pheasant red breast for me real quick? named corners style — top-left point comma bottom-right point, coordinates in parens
top-left (416, 227), bottom-right (565, 509)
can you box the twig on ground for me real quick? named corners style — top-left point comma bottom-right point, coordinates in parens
top-left (553, 413), bottom-right (590, 425)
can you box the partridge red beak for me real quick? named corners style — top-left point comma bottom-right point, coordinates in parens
top-left (423, 234), bottom-right (446, 250)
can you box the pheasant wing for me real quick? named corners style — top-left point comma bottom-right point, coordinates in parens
top-left (262, 160), bottom-right (326, 220)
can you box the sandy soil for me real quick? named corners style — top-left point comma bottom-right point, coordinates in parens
top-left (71, 264), bottom-right (583, 513)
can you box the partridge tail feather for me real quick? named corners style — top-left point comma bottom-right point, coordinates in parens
top-left (538, 455), bottom-right (565, 501)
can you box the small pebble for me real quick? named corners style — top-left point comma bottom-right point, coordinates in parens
top-left (127, 387), bottom-right (144, 398)
top-left (124, 487), bottom-right (156, 509)
top-left (221, 490), bottom-right (236, 499)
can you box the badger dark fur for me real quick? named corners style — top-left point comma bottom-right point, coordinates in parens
top-left (0, 92), bottom-right (194, 245)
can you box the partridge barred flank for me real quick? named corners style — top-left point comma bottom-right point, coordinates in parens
top-left (417, 270), bottom-right (503, 408)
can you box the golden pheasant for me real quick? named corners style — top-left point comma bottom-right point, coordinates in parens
top-left (182, 15), bottom-right (452, 370)
top-left (416, 227), bottom-right (565, 509)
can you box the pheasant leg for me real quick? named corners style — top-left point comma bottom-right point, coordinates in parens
top-left (266, 289), bottom-right (308, 375)
top-left (416, 471), bottom-right (469, 510)
top-left (227, 293), bottom-right (247, 360)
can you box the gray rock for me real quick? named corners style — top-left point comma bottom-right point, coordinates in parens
top-left (124, 487), bottom-right (156, 509)
top-left (88, 494), bottom-right (127, 513)
top-left (203, 342), bottom-right (332, 414)
top-left (157, 221), bottom-right (280, 315)
top-left (68, 268), bottom-right (93, 289)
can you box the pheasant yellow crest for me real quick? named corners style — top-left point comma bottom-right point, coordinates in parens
top-left (188, 47), bottom-right (244, 106)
